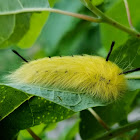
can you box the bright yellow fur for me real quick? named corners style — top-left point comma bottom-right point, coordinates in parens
top-left (8, 55), bottom-right (127, 101)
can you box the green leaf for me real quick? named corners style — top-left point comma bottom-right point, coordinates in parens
top-left (81, 0), bottom-right (104, 6)
top-left (80, 86), bottom-right (140, 139)
top-left (1, 13), bottom-right (31, 48)
top-left (0, 85), bottom-right (74, 140)
top-left (4, 84), bottom-right (107, 112)
top-left (0, 82), bottom-right (106, 139)
top-left (0, 0), bottom-right (56, 48)
top-left (0, 98), bottom-right (74, 140)
top-left (37, 0), bottom-right (84, 55)
top-left (0, 15), bottom-right (15, 44)
top-left (0, 0), bottom-right (50, 14)
top-left (58, 120), bottom-right (80, 140)
top-left (17, 12), bottom-right (49, 48)
top-left (18, 124), bottom-right (47, 140)
top-left (0, 85), bottom-right (32, 121)
top-left (55, 23), bottom-right (102, 56)
top-left (100, 0), bottom-right (140, 50)
top-left (49, 0), bottom-right (57, 7)
top-left (18, 123), bottom-right (57, 139)
top-left (110, 37), bottom-right (140, 70)
top-left (91, 0), bottom-right (104, 6)
top-left (79, 36), bottom-right (140, 139)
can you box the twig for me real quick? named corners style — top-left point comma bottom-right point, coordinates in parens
top-left (88, 108), bottom-right (110, 131)
top-left (82, 0), bottom-right (140, 38)
top-left (94, 120), bottom-right (140, 140)
top-left (123, 0), bottom-right (134, 29)
top-left (0, 8), bottom-right (102, 23)
top-left (0, 5), bottom-right (139, 38)
top-left (132, 128), bottom-right (140, 140)
top-left (27, 128), bottom-right (41, 140)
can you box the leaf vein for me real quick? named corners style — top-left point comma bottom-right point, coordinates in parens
top-left (17, 0), bottom-right (24, 9)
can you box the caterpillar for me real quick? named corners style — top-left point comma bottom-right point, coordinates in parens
top-left (7, 42), bottom-right (140, 101)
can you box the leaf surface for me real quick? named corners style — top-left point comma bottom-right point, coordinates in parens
top-left (79, 37), bottom-right (140, 140)
top-left (0, 0), bottom-right (55, 48)
top-left (4, 84), bottom-right (107, 112)
top-left (100, 0), bottom-right (140, 50)
top-left (0, 84), bottom-right (74, 140)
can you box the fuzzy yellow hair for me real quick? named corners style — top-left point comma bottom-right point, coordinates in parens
top-left (7, 55), bottom-right (127, 101)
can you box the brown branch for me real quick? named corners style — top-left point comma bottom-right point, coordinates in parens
top-left (123, 0), bottom-right (134, 29)
top-left (95, 120), bottom-right (140, 140)
top-left (88, 108), bottom-right (110, 131)
top-left (27, 128), bottom-right (41, 140)
top-left (132, 129), bottom-right (140, 140)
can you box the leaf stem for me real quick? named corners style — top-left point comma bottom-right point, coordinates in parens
top-left (123, 0), bottom-right (134, 29)
top-left (88, 108), bottom-right (110, 131)
top-left (82, 0), bottom-right (108, 19)
top-left (0, 1), bottom-right (139, 37)
top-left (125, 75), bottom-right (140, 80)
top-left (82, 0), bottom-right (140, 38)
top-left (94, 120), bottom-right (140, 140)
top-left (27, 128), bottom-right (41, 140)
top-left (132, 128), bottom-right (140, 140)
top-left (0, 8), bottom-right (102, 23)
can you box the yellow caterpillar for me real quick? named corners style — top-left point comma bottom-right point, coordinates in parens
top-left (7, 42), bottom-right (139, 101)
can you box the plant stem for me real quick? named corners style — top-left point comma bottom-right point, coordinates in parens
top-left (104, 16), bottom-right (140, 37)
top-left (27, 128), bottom-right (41, 140)
top-left (83, 0), bottom-right (140, 38)
top-left (123, 0), bottom-right (134, 29)
top-left (132, 128), bottom-right (140, 140)
top-left (0, 8), bottom-right (102, 23)
top-left (82, 0), bottom-right (108, 19)
top-left (0, 1), bottom-right (139, 37)
top-left (125, 75), bottom-right (140, 80)
top-left (94, 120), bottom-right (140, 140)
top-left (88, 108), bottom-right (110, 131)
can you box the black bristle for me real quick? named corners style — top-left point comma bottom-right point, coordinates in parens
top-left (12, 50), bottom-right (28, 63)
top-left (106, 41), bottom-right (115, 61)
top-left (119, 67), bottom-right (140, 75)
